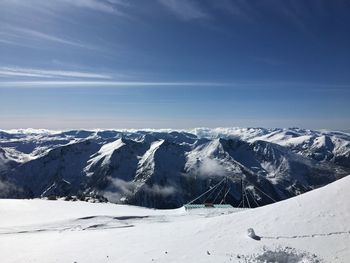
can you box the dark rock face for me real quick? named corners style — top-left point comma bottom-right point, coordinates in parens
top-left (0, 128), bottom-right (349, 208)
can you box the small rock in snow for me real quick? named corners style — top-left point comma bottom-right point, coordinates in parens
top-left (247, 228), bottom-right (261, 240)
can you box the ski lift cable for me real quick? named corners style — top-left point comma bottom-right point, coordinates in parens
top-left (201, 177), bottom-right (226, 204)
top-left (247, 188), bottom-right (260, 207)
top-left (242, 179), bottom-right (245, 208)
top-left (186, 173), bottom-right (277, 208)
top-left (244, 185), bottom-right (251, 208)
top-left (249, 190), bottom-right (260, 207)
top-left (237, 197), bottom-right (243, 208)
top-left (241, 175), bottom-right (277, 203)
top-left (220, 186), bottom-right (231, 204)
top-left (185, 177), bottom-right (226, 205)
top-left (203, 184), bottom-right (219, 203)
top-left (203, 180), bottom-right (222, 203)
top-left (212, 181), bottom-right (226, 204)
top-left (252, 183), bottom-right (277, 203)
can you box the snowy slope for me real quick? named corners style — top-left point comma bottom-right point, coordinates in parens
top-left (84, 138), bottom-right (127, 177)
top-left (0, 175), bottom-right (349, 263)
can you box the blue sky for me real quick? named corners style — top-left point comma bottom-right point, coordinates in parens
top-left (0, 0), bottom-right (349, 130)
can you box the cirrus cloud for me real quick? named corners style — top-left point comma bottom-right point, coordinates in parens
top-left (158, 0), bottom-right (209, 20)
top-left (0, 67), bottom-right (112, 79)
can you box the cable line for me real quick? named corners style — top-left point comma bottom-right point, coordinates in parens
top-left (185, 177), bottom-right (226, 205)
top-left (244, 185), bottom-right (251, 208)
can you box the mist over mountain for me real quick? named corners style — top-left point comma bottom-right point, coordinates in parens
top-left (0, 127), bottom-right (349, 208)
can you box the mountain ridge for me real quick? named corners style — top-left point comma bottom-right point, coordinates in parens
top-left (0, 127), bottom-right (349, 208)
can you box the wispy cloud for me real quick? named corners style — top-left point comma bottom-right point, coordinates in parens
top-left (0, 0), bottom-right (129, 16)
top-left (0, 67), bottom-right (112, 79)
top-left (211, 0), bottom-right (256, 23)
top-left (0, 39), bottom-right (22, 46)
top-left (0, 180), bottom-right (19, 197)
top-left (158, 0), bottom-right (208, 20)
top-left (0, 25), bottom-right (95, 49)
top-left (0, 80), bottom-right (229, 88)
top-left (0, 80), bottom-right (349, 91)
top-left (59, 0), bottom-right (127, 16)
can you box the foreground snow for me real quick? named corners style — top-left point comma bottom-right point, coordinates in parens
top-left (0, 176), bottom-right (349, 263)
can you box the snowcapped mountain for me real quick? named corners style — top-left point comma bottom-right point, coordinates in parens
top-left (0, 128), bottom-right (349, 208)
top-left (192, 127), bottom-right (350, 168)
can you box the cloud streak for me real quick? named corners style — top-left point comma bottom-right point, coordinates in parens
top-left (0, 0), bottom-right (129, 16)
top-left (103, 177), bottom-right (177, 203)
top-left (0, 80), bottom-right (229, 88)
top-left (0, 67), bottom-right (112, 79)
top-left (0, 79), bottom-right (348, 91)
top-left (59, 0), bottom-right (127, 16)
top-left (0, 25), bottom-right (95, 49)
top-left (0, 180), bottom-right (18, 198)
top-left (158, 0), bottom-right (208, 20)
top-left (211, 0), bottom-right (256, 23)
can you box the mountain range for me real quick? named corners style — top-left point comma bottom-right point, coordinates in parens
top-left (0, 127), bottom-right (349, 208)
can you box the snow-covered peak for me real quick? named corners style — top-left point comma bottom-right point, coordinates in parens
top-left (135, 140), bottom-right (165, 181)
top-left (97, 138), bottom-right (125, 156)
top-left (1, 127), bottom-right (349, 208)
top-left (85, 139), bottom-right (126, 173)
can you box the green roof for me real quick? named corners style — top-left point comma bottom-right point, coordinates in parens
top-left (184, 204), bottom-right (235, 210)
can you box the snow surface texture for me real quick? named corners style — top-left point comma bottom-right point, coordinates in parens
top-left (0, 175), bottom-right (349, 263)
top-left (0, 128), bottom-right (349, 208)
